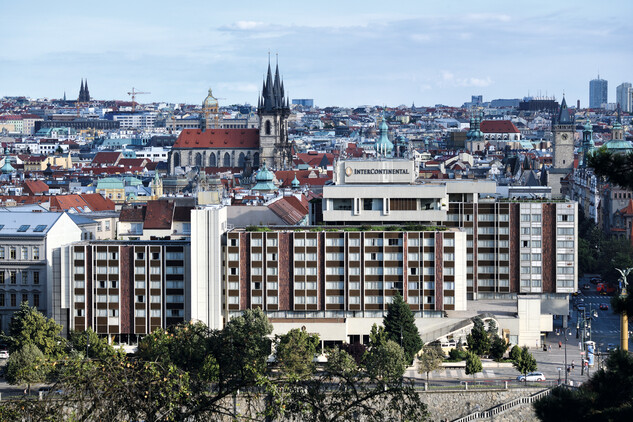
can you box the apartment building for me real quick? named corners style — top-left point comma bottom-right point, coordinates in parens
top-left (0, 212), bottom-right (82, 332)
top-left (65, 240), bottom-right (190, 341)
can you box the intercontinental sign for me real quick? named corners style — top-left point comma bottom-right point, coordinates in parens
top-left (340, 160), bottom-right (416, 184)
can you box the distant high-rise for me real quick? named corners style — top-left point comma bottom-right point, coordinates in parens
top-left (292, 99), bottom-right (314, 107)
top-left (589, 75), bottom-right (608, 108)
top-left (616, 82), bottom-right (632, 113)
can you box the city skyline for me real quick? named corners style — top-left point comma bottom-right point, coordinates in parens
top-left (0, 0), bottom-right (631, 108)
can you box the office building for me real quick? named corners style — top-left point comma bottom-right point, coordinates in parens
top-left (292, 99), bottom-right (314, 107)
top-left (589, 76), bottom-right (608, 108)
top-left (616, 82), bottom-right (632, 113)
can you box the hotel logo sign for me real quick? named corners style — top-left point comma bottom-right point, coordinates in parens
top-left (342, 160), bottom-right (415, 184)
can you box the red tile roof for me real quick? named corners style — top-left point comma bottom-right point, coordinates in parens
top-left (173, 129), bottom-right (259, 149)
top-left (480, 120), bottom-right (520, 134)
top-left (118, 158), bottom-right (149, 168)
top-left (143, 200), bottom-right (174, 230)
top-left (268, 195), bottom-right (309, 225)
top-left (119, 206), bottom-right (145, 222)
top-left (92, 151), bottom-right (122, 166)
top-left (22, 180), bottom-right (49, 195)
top-left (49, 193), bottom-right (115, 213)
top-left (80, 193), bottom-right (116, 211)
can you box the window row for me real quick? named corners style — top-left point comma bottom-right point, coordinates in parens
top-left (0, 246), bottom-right (40, 260)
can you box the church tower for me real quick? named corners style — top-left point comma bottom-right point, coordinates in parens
top-left (258, 59), bottom-right (291, 170)
top-left (612, 104), bottom-right (624, 141)
top-left (548, 96), bottom-right (575, 197)
top-left (552, 96), bottom-right (574, 170)
top-left (579, 118), bottom-right (594, 168)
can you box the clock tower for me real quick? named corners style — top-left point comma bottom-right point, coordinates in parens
top-left (552, 96), bottom-right (574, 170)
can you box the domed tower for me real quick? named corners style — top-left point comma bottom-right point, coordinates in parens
top-left (258, 58), bottom-right (291, 170)
top-left (374, 117), bottom-right (394, 156)
top-left (201, 88), bottom-right (219, 131)
top-left (579, 118), bottom-right (594, 168)
top-left (252, 161), bottom-right (277, 192)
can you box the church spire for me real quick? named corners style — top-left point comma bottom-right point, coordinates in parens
top-left (556, 95), bottom-right (572, 125)
top-left (84, 79), bottom-right (90, 101)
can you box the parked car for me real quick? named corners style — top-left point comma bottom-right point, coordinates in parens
top-left (583, 283), bottom-right (591, 290)
top-left (577, 304), bottom-right (586, 312)
top-left (572, 290), bottom-right (581, 296)
top-left (607, 343), bottom-right (616, 352)
top-left (517, 372), bottom-right (546, 382)
top-left (590, 277), bottom-right (602, 284)
top-left (0, 350), bottom-right (9, 359)
top-left (600, 303), bottom-right (609, 311)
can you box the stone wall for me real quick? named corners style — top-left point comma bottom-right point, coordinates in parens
top-left (420, 387), bottom-right (543, 421)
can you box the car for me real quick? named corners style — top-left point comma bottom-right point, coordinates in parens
top-left (583, 283), bottom-right (591, 290)
top-left (517, 372), bottom-right (546, 382)
top-left (577, 304), bottom-right (586, 311)
top-left (600, 290), bottom-right (608, 296)
top-left (600, 303), bottom-right (609, 311)
top-left (572, 290), bottom-right (581, 296)
top-left (0, 350), bottom-right (8, 359)
top-left (590, 277), bottom-right (602, 284)
top-left (607, 343), bottom-right (616, 352)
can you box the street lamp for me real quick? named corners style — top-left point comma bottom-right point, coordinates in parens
top-left (556, 328), bottom-right (572, 385)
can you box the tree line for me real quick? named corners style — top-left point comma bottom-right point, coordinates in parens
top-left (0, 297), bottom-right (429, 421)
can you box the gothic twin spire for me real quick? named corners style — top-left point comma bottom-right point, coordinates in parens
top-left (258, 59), bottom-right (289, 114)
top-left (78, 79), bottom-right (90, 102)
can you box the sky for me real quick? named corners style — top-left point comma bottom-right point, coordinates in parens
top-left (0, 0), bottom-right (631, 108)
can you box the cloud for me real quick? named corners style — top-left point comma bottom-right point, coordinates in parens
top-left (439, 71), bottom-right (493, 88)
top-left (228, 21), bottom-right (265, 30)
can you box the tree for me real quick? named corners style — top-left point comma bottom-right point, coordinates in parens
top-left (588, 148), bottom-right (633, 191)
top-left (465, 352), bottom-right (482, 379)
top-left (5, 344), bottom-right (49, 394)
top-left (417, 344), bottom-right (444, 382)
top-left (489, 335), bottom-right (509, 362)
top-left (369, 323), bottom-right (388, 348)
top-left (339, 342), bottom-right (367, 365)
top-left (466, 317), bottom-right (491, 356)
top-left (509, 345), bottom-right (522, 362)
top-left (365, 340), bottom-right (406, 382)
top-left (3, 302), bottom-right (65, 358)
top-left (534, 349), bottom-right (633, 421)
top-left (383, 292), bottom-right (423, 364)
top-left (513, 346), bottom-right (537, 380)
top-left (68, 328), bottom-right (117, 361)
top-left (276, 347), bottom-right (429, 421)
top-left (275, 328), bottom-right (320, 380)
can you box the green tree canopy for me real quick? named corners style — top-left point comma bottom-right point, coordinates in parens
top-left (466, 317), bottom-right (491, 356)
top-left (68, 328), bottom-right (117, 361)
top-left (465, 352), bottom-right (482, 378)
top-left (3, 302), bottom-right (65, 358)
top-left (513, 346), bottom-right (537, 378)
top-left (5, 344), bottom-right (49, 394)
top-left (489, 335), bottom-right (509, 362)
top-left (365, 340), bottom-right (406, 382)
top-left (275, 328), bottom-right (320, 380)
top-left (509, 345), bottom-right (522, 362)
top-left (588, 148), bottom-right (633, 191)
top-left (417, 343), bottom-right (445, 381)
top-left (383, 292), bottom-right (422, 364)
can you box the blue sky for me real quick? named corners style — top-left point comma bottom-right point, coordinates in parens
top-left (1, 0), bottom-right (631, 108)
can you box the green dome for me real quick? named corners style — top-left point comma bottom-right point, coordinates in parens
top-left (1, 160), bottom-right (14, 174)
top-left (375, 118), bottom-right (394, 154)
top-left (253, 161), bottom-right (277, 191)
top-left (291, 174), bottom-right (300, 188)
top-left (604, 139), bottom-right (633, 153)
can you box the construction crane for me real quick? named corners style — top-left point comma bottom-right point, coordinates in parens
top-left (127, 87), bottom-right (150, 113)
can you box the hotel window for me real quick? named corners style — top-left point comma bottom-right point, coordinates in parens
top-left (135, 266), bottom-right (146, 274)
top-left (408, 238), bottom-right (419, 246)
top-left (151, 309), bottom-right (161, 317)
top-left (10, 248), bottom-right (16, 259)
top-left (10, 271), bottom-right (16, 284)
top-left (349, 296), bottom-right (361, 304)
top-left (557, 214), bottom-right (574, 222)
top-left (365, 296), bottom-right (383, 304)
top-left (348, 238), bottom-right (360, 247)
top-left (228, 253), bottom-right (239, 261)
top-left (306, 296), bottom-right (317, 304)
top-left (74, 308), bottom-right (84, 317)
top-left (444, 253), bottom-right (455, 261)
top-left (424, 238), bottom-right (435, 247)
top-left (408, 253), bottom-right (419, 261)
top-left (21, 247), bottom-right (28, 260)
top-left (445, 296), bottom-right (455, 305)
top-left (266, 267), bottom-right (278, 276)
top-left (557, 241), bottom-right (574, 248)
top-left (33, 247), bottom-right (39, 260)
top-left (306, 253), bottom-right (317, 261)
top-left (135, 281), bottom-right (145, 289)
top-left (135, 309), bottom-right (146, 317)
top-left (444, 267), bottom-right (455, 275)
top-left (306, 238), bottom-right (317, 247)
top-left (557, 254), bottom-right (574, 261)
top-left (521, 227), bottom-right (531, 235)
top-left (97, 252), bottom-right (107, 260)
top-left (0, 272), bottom-right (3, 284)
top-left (295, 267), bottom-right (305, 276)
top-left (96, 309), bottom-right (107, 317)
top-left (384, 252), bottom-right (402, 260)
top-left (349, 267), bottom-right (361, 275)
top-left (75, 295), bottom-right (85, 303)
top-left (266, 296), bottom-right (278, 305)
top-left (532, 227), bottom-right (542, 235)
top-left (0, 248), bottom-right (4, 259)
top-left (423, 252), bottom-right (435, 261)
top-left (384, 267), bottom-right (403, 275)
top-left (365, 252), bottom-right (382, 261)
top-left (252, 238), bottom-right (262, 247)
top-left (294, 238), bottom-right (305, 247)
top-left (228, 281), bottom-right (239, 290)
top-left (557, 227), bottom-right (574, 235)
top-left (252, 267), bottom-right (262, 276)
top-left (326, 267), bottom-right (344, 275)
top-left (498, 214), bottom-right (509, 221)
top-left (252, 253), bottom-right (263, 261)
top-left (365, 281), bottom-right (383, 289)
top-left (326, 252), bottom-right (344, 261)
top-left (326, 281), bottom-right (344, 290)
top-left (531, 214), bottom-right (542, 222)
top-left (408, 295), bottom-right (419, 304)
top-left (266, 238), bottom-right (278, 247)
top-left (365, 267), bottom-right (383, 275)
top-left (349, 281), bottom-right (360, 290)
top-left (21, 272), bottom-right (28, 284)
top-left (326, 295), bottom-right (344, 304)
top-left (498, 227), bottom-right (509, 235)
top-left (423, 267), bottom-right (435, 275)
top-left (349, 253), bottom-right (360, 261)
top-left (520, 214), bottom-right (530, 222)
top-left (365, 238), bottom-right (382, 247)
top-left (252, 296), bottom-right (263, 304)
top-left (267, 281), bottom-right (278, 290)
top-left (266, 253), bottom-right (278, 261)
top-left (109, 295), bottom-right (119, 303)
top-left (109, 266), bottom-right (119, 274)
top-left (306, 267), bottom-right (317, 275)
top-left (150, 266), bottom-right (160, 275)
top-left (326, 238), bottom-right (344, 247)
